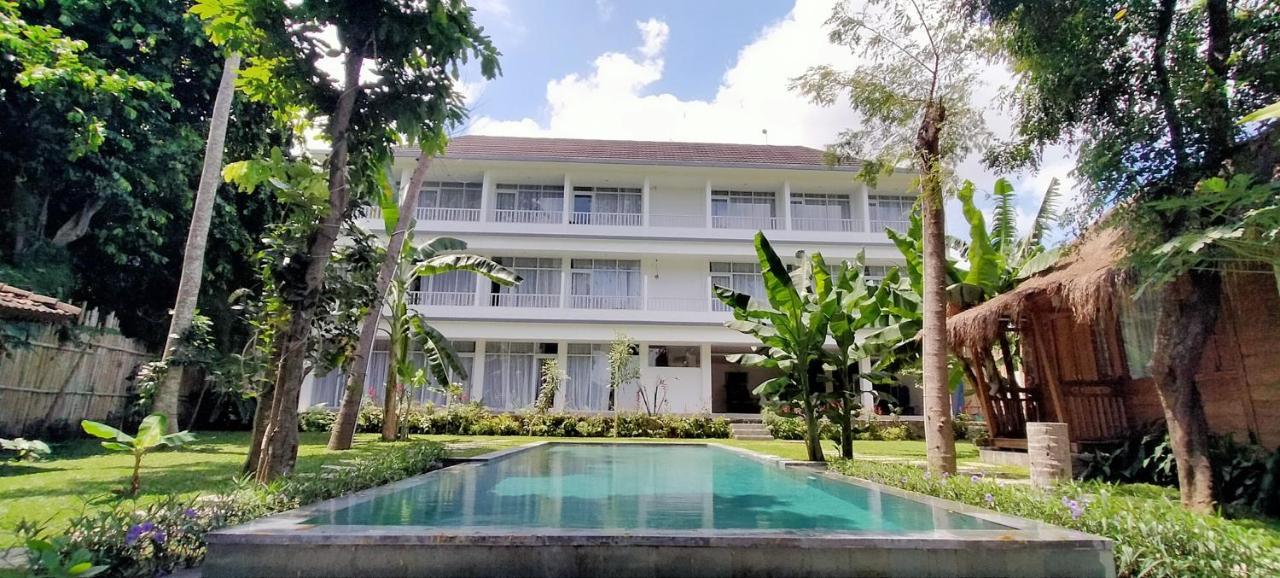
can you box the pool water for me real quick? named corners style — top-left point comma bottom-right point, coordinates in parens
top-left (307, 443), bottom-right (1008, 532)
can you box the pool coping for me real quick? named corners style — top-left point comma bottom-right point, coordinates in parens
top-left (207, 440), bottom-right (1111, 550)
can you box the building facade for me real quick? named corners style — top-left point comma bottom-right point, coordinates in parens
top-left (300, 136), bottom-right (922, 416)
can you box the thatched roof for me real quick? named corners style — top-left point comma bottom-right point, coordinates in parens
top-left (948, 227), bottom-right (1129, 355)
top-left (0, 284), bottom-right (82, 324)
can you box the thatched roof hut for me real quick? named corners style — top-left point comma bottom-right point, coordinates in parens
top-left (948, 229), bottom-right (1280, 450)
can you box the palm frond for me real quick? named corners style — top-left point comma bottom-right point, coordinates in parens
top-left (1028, 177), bottom-right (1061, 246)
top-left (989, 177), bottom-right (1018, 256)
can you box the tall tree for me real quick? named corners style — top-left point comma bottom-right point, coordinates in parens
top-left (965, 0), bottom-right (1279, 512)
top-left (219, 0), bottom-right (499, 480)
top-left (792, 0), bottom-right (989, 474)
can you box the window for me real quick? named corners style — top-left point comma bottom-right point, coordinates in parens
top-left (571, 186), bottom-right (642, 225)
top-left (491, 257), bottom-right (561, 308)
top-left (1120, 291), bottom-right (1160, 379)
top-left (710, 262), bottom-right (765, 311)
top-left (417, 181), bottom-right (481, 221)
top-left (413, 270), bottom-right (476, 306)
top-left (566, 343), bottom-right (610, 410)
top-left (791, 193), bottom-right (852, 231)
top-left (570, 259), bottom-right (641, 309)
top-left (864, 265), bottom-right (891, 285)
top-left (711, 190), bottom-right (777, 229)
top-left (414, 341), bottom-right (475, 405)
top-left (483, 342), bottom-right (538, 410)
top-left (495, 183), bottom-right (564, 223)
top-left (868, 195), bottom-right (914, 233)
top-left (649, 345), bottom-right (700, 368)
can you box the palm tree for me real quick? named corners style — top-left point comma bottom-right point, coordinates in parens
top-left (379, 236), bottom-right (518, 441)
top-left (950, 177), bottom-right (1064, 302)
top-left (152, 53), bottom-right (242, 430)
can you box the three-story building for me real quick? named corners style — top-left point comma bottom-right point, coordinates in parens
top-left (301, 136), bottom-right (922, 417)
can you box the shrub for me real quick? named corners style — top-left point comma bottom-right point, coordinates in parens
top-left (297, 404), bottom-right (336, 433)
top-left (20, 442), bottom-right (446, 578)
top-left (833, 459), bottom-right (1280, 578)
top-left (355, 402), bottom-right (383, 433)
top-left (1, 437), bottom-right (52, 462)
top-left (81, 415), bottom-right (195, 496)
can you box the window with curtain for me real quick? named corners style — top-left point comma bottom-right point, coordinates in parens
top-left (649, 345), bottom-right (700, 367)
top-left (573, 186), bottom-right (641, 213)
top-left (710, 262), bottom-right (765, 311)
top-left (413, 341), bottom-right (475, 405)
top-left (565, 343), bottom-right (610, 410)
top-left (863, 265), bottom-right (890, 285)
top-left (491, 257), bottom-right (562, 307)
top-left (790, 193), bottom-right (851, 230)
top-left (483, 342), bottom-right (538, 410)
top-left (569, 259), bottom-right (641, 309)
top-left (414, 270), bottom-right (476, 306)
top-left (495, 183), bottom-right (564, 222)
top-left (711, 190), bottom-right (776, 228)
top-left (417, 181), bottom-right (481, 220)
top-left (868, 195), bottom-right (913, 232)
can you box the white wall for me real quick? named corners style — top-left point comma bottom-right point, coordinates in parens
top-left (648, 184), bottom-right (705, 219)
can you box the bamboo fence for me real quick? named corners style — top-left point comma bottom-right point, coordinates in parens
top-left (0, 312), bottom-right (153, 437)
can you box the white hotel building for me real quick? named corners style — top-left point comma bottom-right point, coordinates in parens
top-left (301, 136), bottom-right (922, 417)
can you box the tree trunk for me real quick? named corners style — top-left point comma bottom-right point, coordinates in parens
top-left (1149, 271), bottom-right (1221, 513)
top-left (800, 368), bottom-right (824, 462)
top-left (244, 333), bottom-right (283, 474)
top-left (328, 151), bottom-right (434, 450)
top-left (255, 47), bottom-right (365, 482)
top-left (154, 53), bottom-right (242, 430)
top-left (381, 373), bottom-right (400, 441)
top-left (917, 101), bottom-right (957, 475)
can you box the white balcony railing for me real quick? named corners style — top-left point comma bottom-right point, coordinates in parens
top-left (792, 217), bottom-right (864, 232)
top-left (645, 296), bottom-right (710, 312)
top-left (568, 295), bottom-right (642, 310)
top-left (649, 214), bottom-right (706, 228)
top-left (408, 291), bottom-right (475, 307)
top-left (492, 209), bottom-right (562, 224)
top-left (712, 215), bottom-right (782, 230)
top-left (570, 212), bottom-right (642, 227)
top-left (490, 293), bottom-right (561, 308)
top-left (871, 219), bottom-right (911, 234)
top-left (417, 207), bottom-right (481, 222)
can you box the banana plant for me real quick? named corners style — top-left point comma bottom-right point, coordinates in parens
top-left (81, 414), bottom-right (195, 496)
top-left (380, 235), bottom-right (520, 441)
top-left (714, 232), bottom-right (835, 462)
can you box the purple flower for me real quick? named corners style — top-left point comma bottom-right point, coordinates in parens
top-left (971, 474), bottom-right (983, 482)
top-left (125, 524), bottom-right (145, 545)
top-left (183, 508), bottom-right (198, 519)
top-left (941, 471), bottom-right (950, 479)
top-left (923, 471), bottom-right (931, 480)
top-left (1062, 496), bottom-right (1086, 520)
top-left (152, 530), bottom-right (167, 545)
top-left (984, 493), bottom-right (994, 505)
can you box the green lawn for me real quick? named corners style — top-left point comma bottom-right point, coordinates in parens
top-left (0, 431), bottom-right (986, 548)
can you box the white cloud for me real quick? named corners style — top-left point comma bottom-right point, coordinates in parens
top-left (467, 0), bottom-right (1077, 240)
top-left (595, 0), bottom-right (615, 21)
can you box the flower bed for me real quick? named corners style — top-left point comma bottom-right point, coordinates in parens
top-left (19, 442), bottom-right (447, 578)
top-left (833, 459), bottom-right (1280, 578)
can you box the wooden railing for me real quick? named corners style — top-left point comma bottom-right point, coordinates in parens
top-left (1061, 381), bottom-right (1129, 442)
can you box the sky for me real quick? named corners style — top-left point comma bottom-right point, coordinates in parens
top-left (456, 0), bottom-right (1080, 241)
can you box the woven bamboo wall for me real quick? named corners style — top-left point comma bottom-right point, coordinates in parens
top-left (0, 323), bottom-right (153, 437)
top-left (1122, 272), bottom-right (1280, 449)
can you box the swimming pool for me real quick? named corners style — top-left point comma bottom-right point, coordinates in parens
top-left (206, 442), bottom-right (1114, 577)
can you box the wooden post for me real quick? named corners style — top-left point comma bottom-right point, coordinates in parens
top-left (1027, 422), bottom-right (1071, 488)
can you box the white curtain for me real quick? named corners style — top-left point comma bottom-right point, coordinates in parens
top-left (366, 349), bottom-right (391, 405)
top-left (483, 342), bottom-right (537, 410)
top-left (570, 259), bottom-right (640, 305)
top-left (566, 344), bottom-right (610, 410)
top-left (1120, 291), bottom-right (1161, 378)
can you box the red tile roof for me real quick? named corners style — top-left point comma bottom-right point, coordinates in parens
top-left (0, 284), bottom-right (82, 324)
top-left (403, 135), bottom-right (859, 170)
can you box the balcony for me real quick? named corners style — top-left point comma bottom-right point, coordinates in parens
top-left (568, 295), bottom-right (642, 310)
top-left (870, 219), bottom-right (910, 234)
top-left (418, 207), bottom-right (480, 222)
top-left (711, 215), bottom-right (782, 230)
top-left (493, 209), bottom-right (562, 224)
top-left (791, 216), bottom-right (864, 232)
top-left (411, 290), bottom-right (719, 316)
top-left (570, 212), bottom-right (642, 227)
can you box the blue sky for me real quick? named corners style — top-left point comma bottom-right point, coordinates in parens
top-left (460, 0), bottom-right (1078, 241)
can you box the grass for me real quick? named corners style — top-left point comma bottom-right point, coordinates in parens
top-left (0, 431), bottom-right (987, 549)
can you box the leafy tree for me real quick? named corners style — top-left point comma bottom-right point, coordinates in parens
top-left (965, 0), bottom-right (1280, 512)
top-left (715, 233), bottom-right (836, 462)
top-left (213, 0), bottom-right (499, 482)
top-left (792, 0), bottom-right (991, 474)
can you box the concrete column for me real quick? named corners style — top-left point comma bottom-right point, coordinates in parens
top-left (470, 340), bottom-right (487, 404)
top-left (700, 344), bottom-right (713, 413)
top-left (704, 179), bottom-right (713, 229)
top-left (861, 182), bottom-right (871, 233)
top-left (781, 180), bottom-right (792, 230)
top-left (480, 170), bottom-right (493, 222)
top-left (641, 177), bottom-right (651, 227)
top-left (1027, 422), bottom-right (1072, 488)
top-left (562, 173), bottom-right (573, 225)
top-left (559, 257), bottom-right (571, 309)
top-left (859, 357), bottom-right (875, 417)
top-left (554, 341), bottom-right (569, 411)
